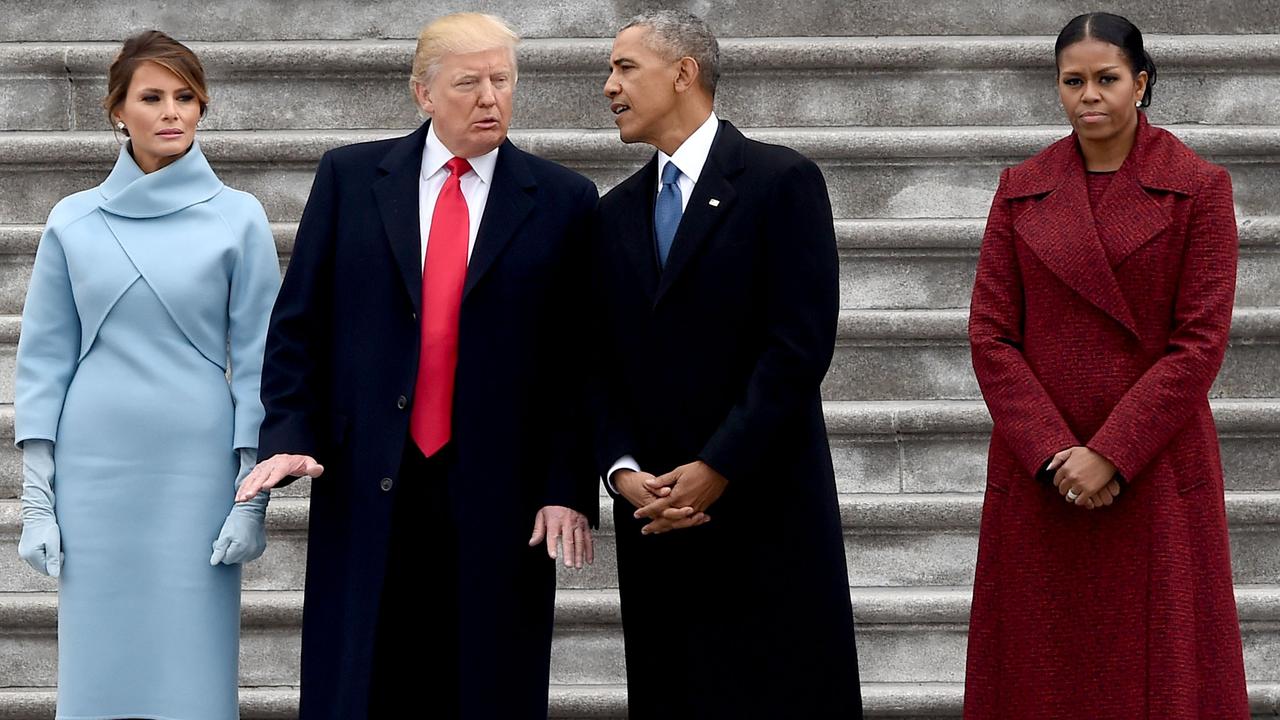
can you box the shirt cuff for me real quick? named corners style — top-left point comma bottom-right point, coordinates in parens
top-left (603, 454), bottom-right (640, 495)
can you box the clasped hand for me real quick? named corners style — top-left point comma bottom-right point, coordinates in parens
top-left (1049, 446), bottom-right (1123, 509)
top-left (621, 460), bottom-right (727, 535)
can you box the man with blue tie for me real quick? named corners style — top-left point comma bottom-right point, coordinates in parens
top-left (237, 12), bottom-right (599, 719)
top-left (595, 10), bottom-right (863, 718)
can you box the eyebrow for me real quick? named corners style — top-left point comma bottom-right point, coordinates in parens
top-left (1059, 64), bottom-right (1122, 74)
top-left (138, 86), bottom-right (193, 93)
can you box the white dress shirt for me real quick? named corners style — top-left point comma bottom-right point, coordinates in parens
top-left (607, 111), bottom-right (721, 493)
top-left (418, 122), bottom-right (500, 270)
top-left (654, 111), bottom-right (719, 212)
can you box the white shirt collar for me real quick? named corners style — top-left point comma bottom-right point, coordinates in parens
top-left (657, 111), bottom-right (719, 184)
top-left (422, 121), bottom-right (500, 185)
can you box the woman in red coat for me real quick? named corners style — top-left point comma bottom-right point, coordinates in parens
top-left (965, 12), bottom-right (1249, 719)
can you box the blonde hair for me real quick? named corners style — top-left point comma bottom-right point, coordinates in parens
top-left (410, 13), bottom-right (520, 89)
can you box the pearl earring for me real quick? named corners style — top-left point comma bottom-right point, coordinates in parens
top-left (1135, 101), bottom-right (1141, 108)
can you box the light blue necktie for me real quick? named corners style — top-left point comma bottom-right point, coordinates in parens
top-left (654, 161), bottom-right (683, 267)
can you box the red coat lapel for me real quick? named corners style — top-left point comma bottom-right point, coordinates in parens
top-left (1002, 115), bottom-right (1202, 339)
top-left (1007, 133), bottom-right (1138, 337)
top-left (1092, 115), bottom-right (1199, 267)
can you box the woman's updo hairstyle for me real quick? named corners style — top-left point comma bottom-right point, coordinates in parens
top-left (1054, 12), bottom-right (1157, 108)
top-left (102, 30), bottom-right (210, 136)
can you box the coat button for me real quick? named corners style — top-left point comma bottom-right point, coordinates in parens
top-left (396, 395), bottom-right (407, 410)
top-left (380, 477), bottom-right (393, 492)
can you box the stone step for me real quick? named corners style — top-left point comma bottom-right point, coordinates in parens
top-left (3, 0), bottom-right (1278, 40)
top-left (547, 586), bottom-right (1280, 687)
top-left (827, 398), bottom-right (1280, 494)
top-left (4, 588), bottom-right (1280, 711)
top-left (826, 307), bottom-right (1280, 401)
top-left (0, 687), bottom-right (301, 720)
top-left (5, 36), bottom-right (1280, 131)
top-left (3, 683), bottom-right (1279, 720)
top-left (3, 126), bottom-right (1280, 226)
top-left (2, 303), bottom-right (1273, 408)
top-left (2, 398), bottom-right (1278, 502)
top-left (4, 216), bottom-right (1280, 312)
top-left (0, 590), bottom-right (304, 688)
top-left (833, 216), bottom-right (1280, 310)
top-left (5, 488), bottom-right (1279, 593)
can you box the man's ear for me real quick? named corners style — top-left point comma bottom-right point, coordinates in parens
top-left (412, 81), bottom-right (435, 116)
top-left (674, 56), bottom-right (701, 94)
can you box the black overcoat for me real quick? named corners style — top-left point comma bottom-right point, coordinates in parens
top-left (593, 120), bottom-right (862, 718)
top-left (257, 121), bottom-right (599, 719)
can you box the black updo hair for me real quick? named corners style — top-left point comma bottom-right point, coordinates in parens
top-left (1054, 12), bottom-right (1157, 108)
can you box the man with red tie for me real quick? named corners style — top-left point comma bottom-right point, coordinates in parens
top-left (236, 12), bottom-right (599, 719)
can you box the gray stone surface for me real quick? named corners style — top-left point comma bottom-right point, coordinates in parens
top-left (5, 587), bottom-right (1280, 690)
top-left (8, 216), bottom-right (1280, 313)
top-left (0, 499), bottom-right (308, 593)
top-left (4, 37), bottom-right (1280, 130)
top-left (3, 1), bottom-right (1280, 40)
top-left (17, 298), bottom-right (1280, 406)
top-left (0, 591), bottom-right (302, 687)
top-left (4, 127), bottom-right (1280, 224)
top-left (2, 3), bottom-right (1279, 709)
top-left (8, 491), bottom-right (1280, 592)
top-left (823, 399), bottom-right (1280, 494)
top-left (824, 307), bottom-right (1280, 401)
top-left (6, 683), bottom-right (1280, 719)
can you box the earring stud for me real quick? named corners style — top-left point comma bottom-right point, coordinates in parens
top-left (116, 121), bottom-right (125, 130)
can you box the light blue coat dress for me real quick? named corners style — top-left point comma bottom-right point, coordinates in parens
top-left (15, 143), bottom-right (280, 719)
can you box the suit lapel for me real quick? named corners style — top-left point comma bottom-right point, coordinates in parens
top-left (654, 121), bottom-right (743, 306)
top-left (1012, 140), bottom-right (1139, 337)
top-left (372, 122), bottom-right (431, 313)
top-left (463, 139), bottom-right (536, 300)
top-left (615, 156), bottom-right (661, 303)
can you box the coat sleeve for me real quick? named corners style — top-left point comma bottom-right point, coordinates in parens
top-left (1087, 167), bottom-right (1237, 481)
top-left (540, 179), bottom-right (602, 526)
top-left (696, 159), bottom-right (838, 484)
top-left (228, 197), bottom-right (282, 452)
top-left (15, 224), bottom-right (81, 446)
top-left (256, 151), bottom-right (338, 469)
top-left (968, 169), bottom-right (1079, 476)
top-left (588, 203), bottom-right (637, 500)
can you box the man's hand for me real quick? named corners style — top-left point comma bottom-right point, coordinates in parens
top-left (236, 454), bottom-right (324, 502)
top-left (614, 469), bottom-right (671, 509)
top-left (1048, 447), bottom-right (1119, 508)
top-left (529, 505), bottom-right (594, 569)
top-left (634, 460), bottom-right (726, 535)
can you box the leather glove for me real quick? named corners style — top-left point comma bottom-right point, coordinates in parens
top-left (210, 448), bottom-right (269, 565)
top-left (18, 439), bottom-right (62, 577)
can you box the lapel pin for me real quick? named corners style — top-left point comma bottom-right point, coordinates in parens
top-left (708, 198), bottom-right (720, 207)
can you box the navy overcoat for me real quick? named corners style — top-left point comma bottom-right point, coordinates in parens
top-left (258, 121), bottom-right (599, 718)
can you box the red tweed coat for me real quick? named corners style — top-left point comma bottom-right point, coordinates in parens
top-left (964, 115), bottom-right (1248, 719)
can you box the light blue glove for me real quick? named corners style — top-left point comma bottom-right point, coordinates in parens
top-left (18, 439), bottom-right (62, 577)
top-left (210, 448), bottom-right (269, 565)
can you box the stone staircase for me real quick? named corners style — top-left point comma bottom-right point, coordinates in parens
top-left (2, 2), bottom-right (1280, 717)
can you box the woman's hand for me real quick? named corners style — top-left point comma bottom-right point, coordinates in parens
top-left (1048, 447), bottom-right (1121, 508)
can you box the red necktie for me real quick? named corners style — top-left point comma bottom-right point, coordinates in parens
top-left (411, 156), bottom-right (471, 457)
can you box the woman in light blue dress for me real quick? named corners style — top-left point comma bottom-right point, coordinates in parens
top-left (14, 31), bottom-right (280, 719)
